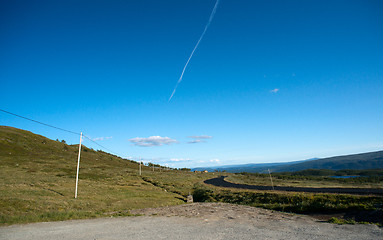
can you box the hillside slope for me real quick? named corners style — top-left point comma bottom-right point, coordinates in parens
top-left (274, 151), bottom-right (383, 172)
top-left (193, 151), bottom-right (383, 173)
top-left (0, 126), bottom-right (186, 224)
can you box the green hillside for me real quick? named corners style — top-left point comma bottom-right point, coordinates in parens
top-left (194, 151), bottom-right (383, 173)
top-left (3, 126), bottom-right (381, 226)
top-left (0, 126), bottom-right (216, 225)
top-left (274, 151), bottom-right (383, 172)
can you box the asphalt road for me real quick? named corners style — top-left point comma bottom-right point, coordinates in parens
top-left (204, 176), bottom-right (383, 195)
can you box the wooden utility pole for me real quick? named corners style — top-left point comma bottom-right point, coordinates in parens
top-left (268, 169), bottom-right (274, 190)
top-left (75, 132), bottom-right (83, 198)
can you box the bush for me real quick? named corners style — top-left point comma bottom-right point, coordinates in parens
top-left (200, 189), bottom-right (381, 213)
top-left (192, 186), bottom-right (215, 202)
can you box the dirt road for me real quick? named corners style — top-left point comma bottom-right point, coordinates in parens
top-left (1, 203), bottom-right (381, 240)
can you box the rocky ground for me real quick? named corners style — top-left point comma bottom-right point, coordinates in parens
top-left (131, 202), bottom-right (301, 221)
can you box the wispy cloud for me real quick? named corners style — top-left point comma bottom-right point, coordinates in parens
top-left (188, 139), bottom-right (205, 144)
top-left (92, 136), bottom-right (113, 141)
top-left (169, 158), bottom-right (192, 162)
top-left (129, 136), bottom-right (178, 147)
top-left (270, 88), bottom-right (279, 93)
top-left (209, 158), bottom-right (220, 163)
top-left (187, 135), bottom-right (213, 144)
top-left (168, 0), bottom-right (220, 101)
top-left (188, 135), bottom-right (213, 139)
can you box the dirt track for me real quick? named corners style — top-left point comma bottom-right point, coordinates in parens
top-left (204, 176), bottom-right (383, 195)
top-left (1, 203), bottom-right (381, 240)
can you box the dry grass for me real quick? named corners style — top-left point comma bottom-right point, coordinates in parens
top-left (225, 173), bottom-right (383, 189)
top-left (2, 126), bottom-right (381, 226)
top-left (0, 126), bottom-right (193, 225)
top-left (141, 170), bottom-right (218, 197)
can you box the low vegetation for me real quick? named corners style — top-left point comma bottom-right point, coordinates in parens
top-left (192, 185), bottom-right (383, 225)
top-left (1, 126), bottom-right (382, 226)
top-left (141, 170), bottom-right (216, 197)
top-left (225, 171), bottom-right (383, 188)
top-left (193, 186), bottom-right (380, 212)
top-left (0, 126), bottom-right (214, 225)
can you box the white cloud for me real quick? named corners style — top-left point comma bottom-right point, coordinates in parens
top-left (209, 159), bottom-right (220, 163)
top-left (187, 135), bottom-right (212, 144)
top-left (188, 139), bottom-right (204, 144)
top-left (169, 158), bottom-right (191, 162)
top-left (270, 88), bottom-right (279, 93)
top-left (92, 136), bottom-right (113, 141)
top-left (188, 135), bottom-right (213, 139)
top-left (129, 136), bottom-right (178, 147)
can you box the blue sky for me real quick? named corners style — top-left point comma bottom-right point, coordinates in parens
top-left (1, 0), bottom-right (382, 168)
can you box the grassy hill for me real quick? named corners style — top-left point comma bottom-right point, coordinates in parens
top-left (0, 126), bottom-right (216, 225)
top-left (194, 151), bottom-right (383, 173)
top-left (2, 126), bottom-right (381, 226)
top-left (273, 151), bottom-right (383, 172)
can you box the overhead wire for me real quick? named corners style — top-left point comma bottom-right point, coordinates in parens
top-left (0, 109), bottom-right (80, 136)
top-left (82, 135), bottom-right (126, 158)
top-left (0, 108), bottom-right (127, 159)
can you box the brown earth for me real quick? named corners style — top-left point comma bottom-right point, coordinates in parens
top-left (131, 202), bottom-right (300, 221)
top-left (130, 202), bottom-right (382, 225)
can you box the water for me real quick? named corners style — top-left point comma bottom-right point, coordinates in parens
top-left (330, 175), bottom-right (362, 179)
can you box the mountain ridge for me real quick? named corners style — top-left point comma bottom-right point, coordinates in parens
top-left (192, 151), bottom-right (383, 173)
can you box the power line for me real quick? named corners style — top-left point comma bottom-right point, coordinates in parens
top-left (0, 108), bottom-right (127, 158)
top-left (82, 135), bottom-right (126, 158)
top-left (0, 109), bottom-right (80, 136)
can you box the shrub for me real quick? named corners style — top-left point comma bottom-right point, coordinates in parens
top-left (192, 186), bottom-right (215, 202)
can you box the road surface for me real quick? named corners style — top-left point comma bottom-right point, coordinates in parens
top-left (1, 203), bottom-right (381, 240)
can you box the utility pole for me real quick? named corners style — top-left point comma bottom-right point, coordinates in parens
top-left (268, 169), bottom-right (274, 190)
top-left (75, 132), bottom-right (82, 198)
top-left (139, 157), bottom-right (142, 176)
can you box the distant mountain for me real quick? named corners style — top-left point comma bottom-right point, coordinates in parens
top-left (274, 151), bottom-right (383, 172)
top-left (192, 151), bottom-right (383, 173)
top-left (192, 159), bottom-right (313, 173)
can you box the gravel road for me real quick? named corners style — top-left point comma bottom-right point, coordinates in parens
top-left (1, 203), bottom-right (381, 240)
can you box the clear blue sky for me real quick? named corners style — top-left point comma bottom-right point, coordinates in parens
top-left (1, 0), bottom-right (382, 168)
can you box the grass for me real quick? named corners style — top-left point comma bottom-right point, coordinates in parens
top-left (1, 126), bottom-right (382, 226)
top-left (0, 126), bottom-right (216, 225)
top-left (225, 172), bottom-right (383, 188)
top-left (193, 184), bottom-right (381, 211)
top-left (0, 160), bottom-right (184, 225)
top-left (328, 217), bottom-right (357, 225)
top-left (141, 170), bottom-right (218, 197)
top-left (327, 217), bottom-right (382, 226)
top-left (191, 184), bottom-right (383, 225)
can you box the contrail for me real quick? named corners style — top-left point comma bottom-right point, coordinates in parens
top-left (169, 0), bottom-right (220, 102)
